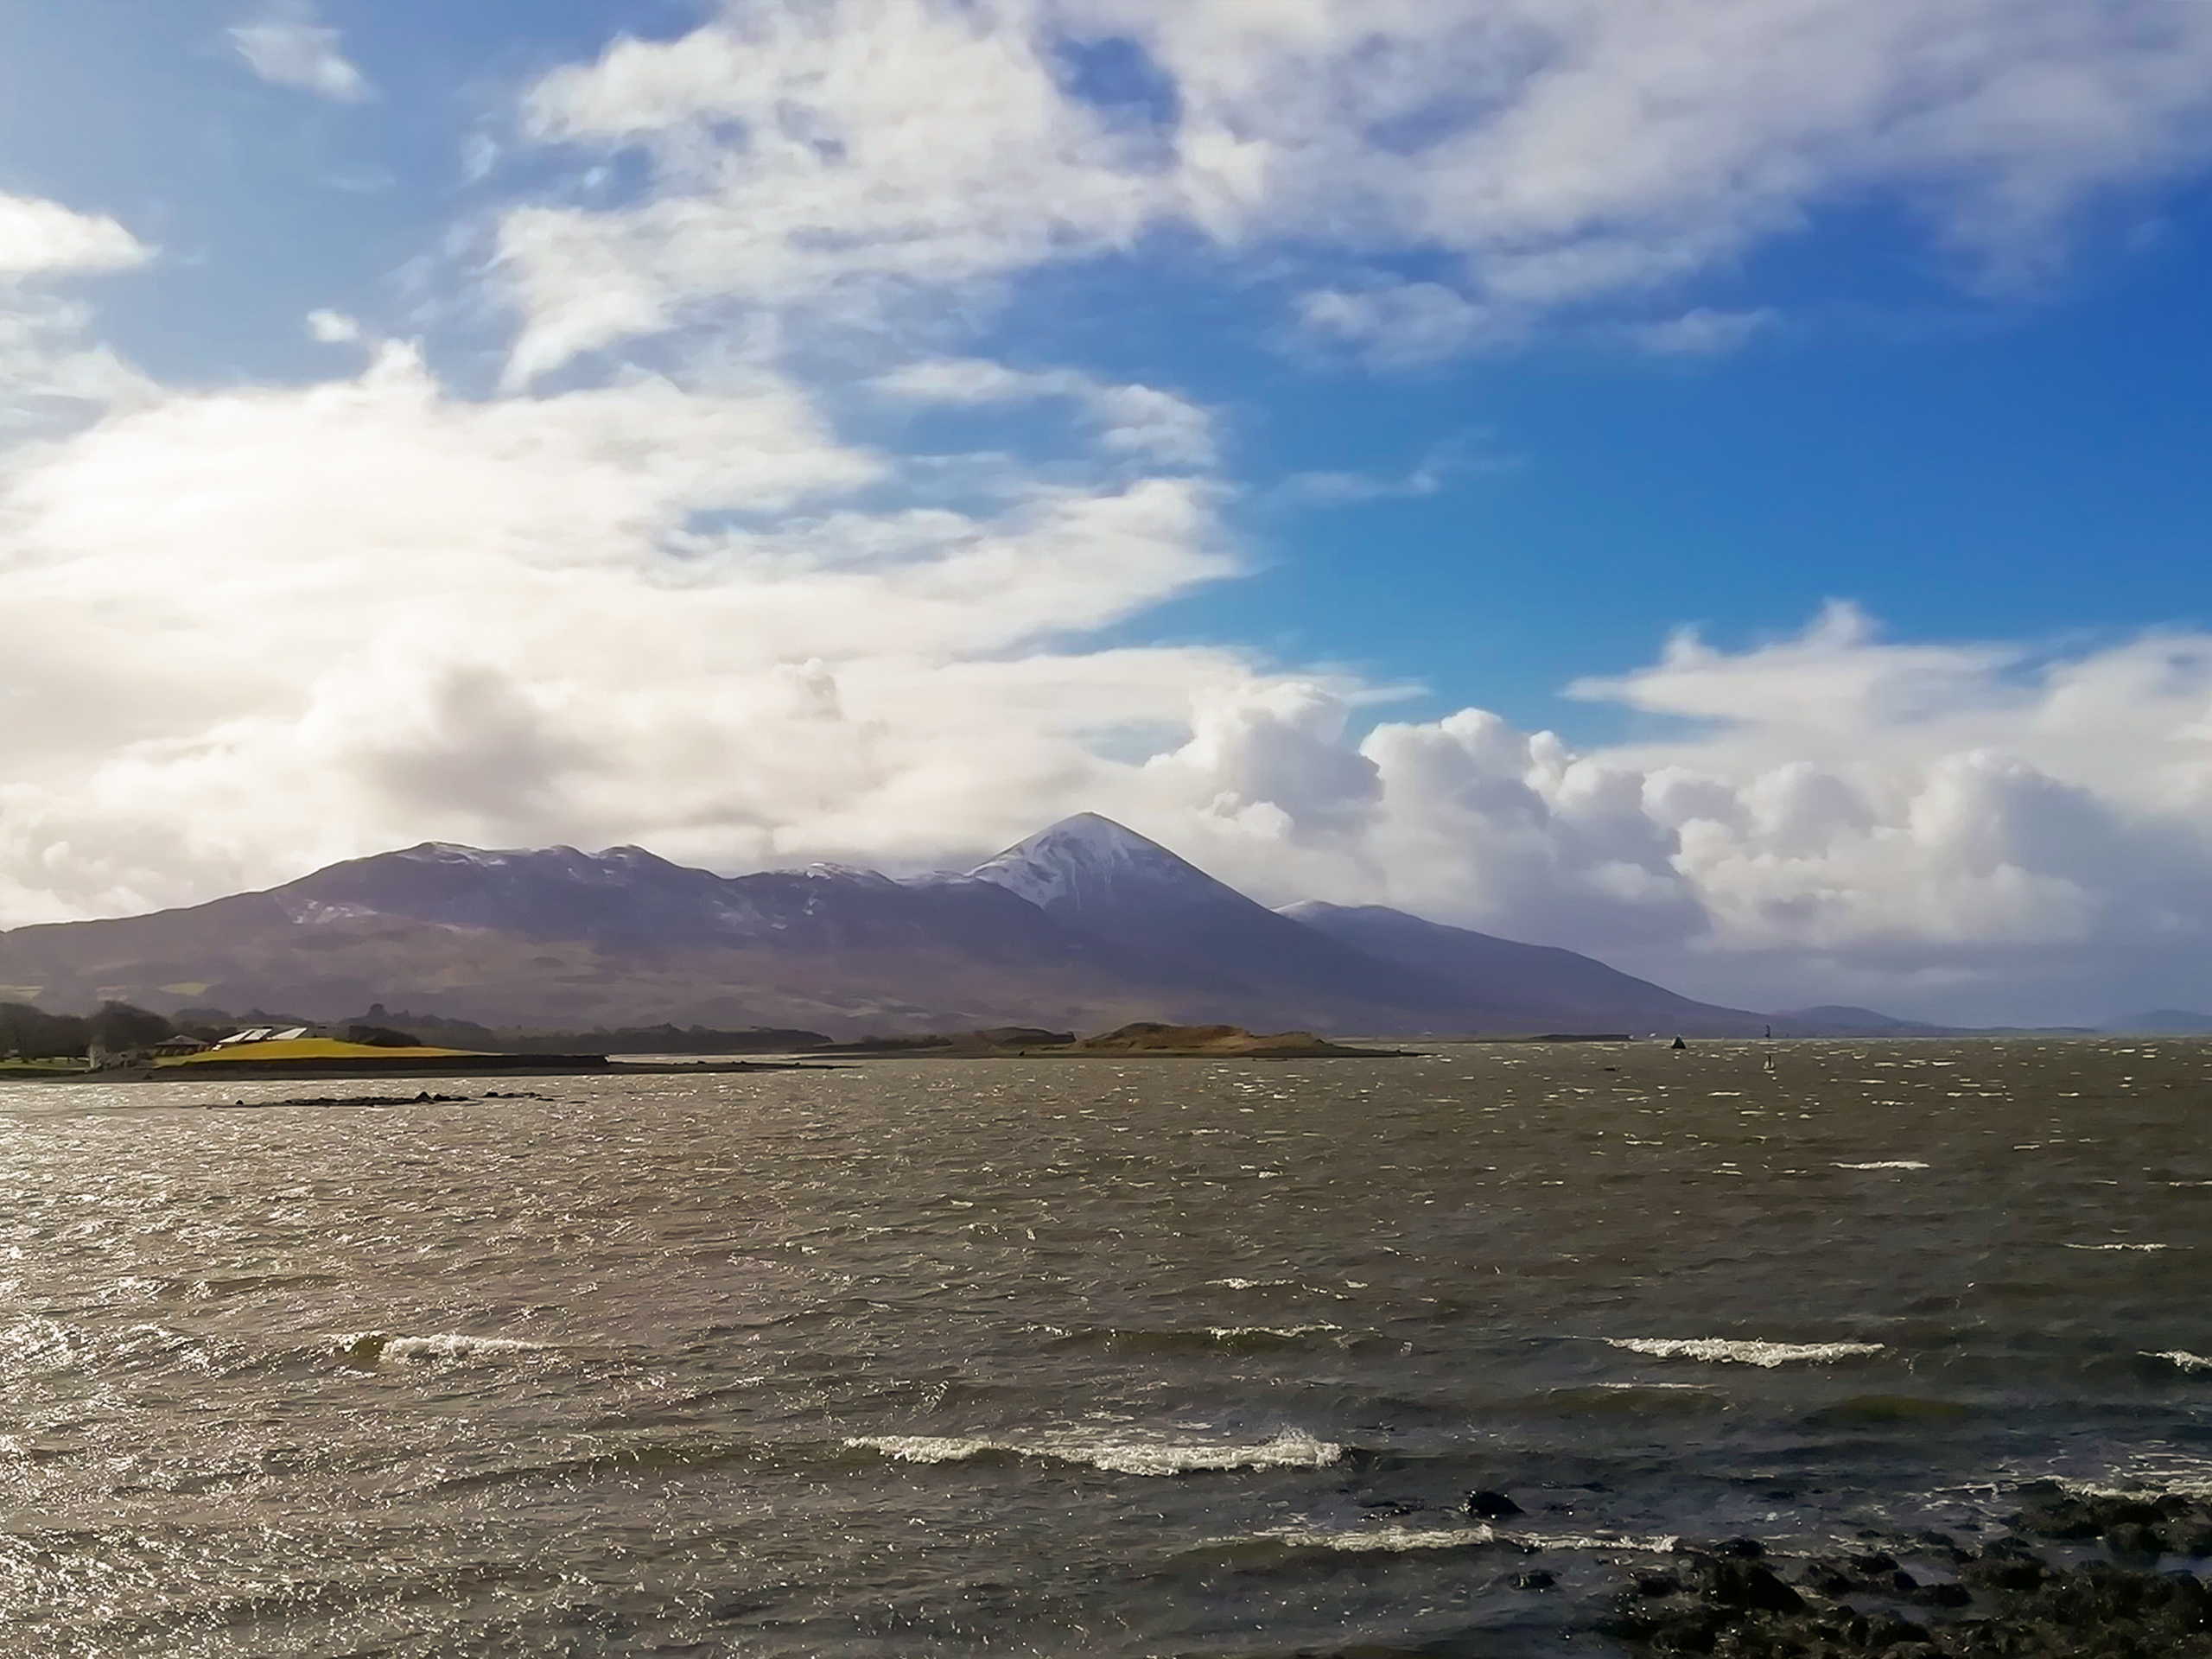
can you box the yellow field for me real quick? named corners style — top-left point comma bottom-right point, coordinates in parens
top-left (157, 1039), bottom-right (484, 1066)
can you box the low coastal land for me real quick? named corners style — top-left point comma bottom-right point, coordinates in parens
top-left (810, 1021), bottom-right (1409, 1058)
top-left (3, 1020), bottom-right (1408, 1084)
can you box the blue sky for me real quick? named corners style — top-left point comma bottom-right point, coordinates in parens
top-left (5, 0), bottom-right (2212, 1022)
top-left (8, 0), bottom-right (2212, 738)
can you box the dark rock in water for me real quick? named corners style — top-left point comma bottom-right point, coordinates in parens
top-left (1802, 1559), bottom-right (1858, 1596)
top-left (1466, 1489), bottom-right (1523, 1519)
top-left (1718, 1536), bottom-right (1767, 1559)
top-left (1963, 1553), bottom-right (2049, 1592)
top-left (1511, 1569), bottom-right (1555, 1591)
top-left (1702, 1558), bottom-right (1804, 1613)
top-left (1610, 1492), bottom-right (2212, 1656)
top-left (2010, 1481), bottom-right (2209, 1546)
top-left (2106, 1521), bottom-right (2164, 1558)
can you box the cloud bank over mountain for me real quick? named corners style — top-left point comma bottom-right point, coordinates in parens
top-left (5, 0), bottom-right (2212, 1024)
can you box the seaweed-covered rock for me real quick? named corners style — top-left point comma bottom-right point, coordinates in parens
top-left (1609, 1491), bottom-right (2212, 1657)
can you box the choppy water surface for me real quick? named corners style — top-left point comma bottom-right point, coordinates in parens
top-left (1, 1039), bottom-right (2206, 1656)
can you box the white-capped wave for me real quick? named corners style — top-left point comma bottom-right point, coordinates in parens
top-left (1605, 1338), bottom-right (1885, 1367)
top-left (2064, 1243), bottom-right (2173, 1252)
top-left (1234, 1523), bottom-right (1681, 1556)
top-left (847, 1427), bottom-right (1340, 1477)
top-left (1203, 1323), bottom-right (1342, 1339)
top-left (1834, 1161), bottom-right (1929, 1170)
top-left (343, 1332), bottom-right (547, 1364)
top-left (2146, 1350), bottom-right (2212, 1371)
top-left (1255, 1524), bottom-right (1497, 1552)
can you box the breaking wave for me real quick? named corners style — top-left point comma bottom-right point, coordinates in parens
top-left (1200, 1522), bottom-right (1681, 1557)
top-left (1834, 1161), bottom-right (1930, 1170)
top-left (342, 1332), bottom-right (549, 1364)
top-left (845, 1427), bottom-right (1341, 1477)
top-left (1605, 1338), bottom-right (1886, 1367)
top-left (2145, 1350), bottom-right (2212, 1371)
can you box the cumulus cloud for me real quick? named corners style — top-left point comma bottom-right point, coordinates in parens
top-left (230, 3), bottom-right (370, 102)
top-left (0, 192), bottom-right (155, 433)
top-left (493, 0), bottom-right (2212, 374)
top-left (305, 308), bottom-right (361, 344)
top-left (6, 3), bottom-right (2212, 1024)
top-left (1096, 0), bottom-right (2212, 354)
top-left (0, 194), bottom-right (150, 280)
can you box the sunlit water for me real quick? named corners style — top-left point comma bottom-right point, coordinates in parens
top-left (1, 1039), bottom-right (2206, 1656)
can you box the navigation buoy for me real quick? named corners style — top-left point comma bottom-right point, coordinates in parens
top-left (1670, 1036), bottom-right (1687, 1052)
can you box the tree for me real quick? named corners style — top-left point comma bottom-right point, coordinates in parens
top-left (0, 1002), bottom-right (91, 1059)
top-left (86, 1001), bottom-right (175, 1055)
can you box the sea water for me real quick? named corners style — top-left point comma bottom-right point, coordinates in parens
top-left (0, 1039), bottom-right (2205, 1655)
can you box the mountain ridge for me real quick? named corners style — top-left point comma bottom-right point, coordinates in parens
top-left (0, 814), bottom-right (1832, 1038)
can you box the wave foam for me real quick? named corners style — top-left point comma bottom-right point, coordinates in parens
top-left (1259, 1524), bottom-right (1497, 1553)
top-left (1235, 1523), bottom-right (1681, 1556)
top-left (847, 1427), bottom-right (1341, 1477)
top-left (1835, 1160), bottom-right (1929, 1170)
top-left (343, 1332), bottom-right (547, 1364)
top-left (2064, 1243), bottom-right (2172, 1252)
top-left (1605, 1338), bottom-right (1885, 1368)
top-left (2146, 1350), bottom-right (2212, 1371)
top-left (1515, 1529), bottom-right (1683, 1554)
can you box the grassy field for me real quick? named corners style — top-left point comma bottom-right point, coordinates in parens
top-left (0, 1057), bottom-right (92, 1076)
top-left (156, 1038), bottom-right (480, 1067)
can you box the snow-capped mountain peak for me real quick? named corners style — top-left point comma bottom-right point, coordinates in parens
top-left (965, 813), bottom-right (1221, 913)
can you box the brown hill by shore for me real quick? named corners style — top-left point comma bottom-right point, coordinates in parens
top-left (814, 1021), bottom-right (1402, 1058)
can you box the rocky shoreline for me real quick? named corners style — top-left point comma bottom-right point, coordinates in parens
top-left (1598, 1483), bottom-right (2212, 1656)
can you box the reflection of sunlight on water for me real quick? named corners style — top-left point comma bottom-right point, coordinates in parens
top-left (0, 1039), bottom-right (2205, 1652)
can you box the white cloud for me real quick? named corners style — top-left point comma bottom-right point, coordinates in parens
top-left (1141, 0), bottom-right (2212, 307)
top-left (230, 3), bottom-right (370, 102)
top-left (7, 7), bottom-right (2212, 1025)
top-left (0, 193), bottom-right (149, 280)
top-left (1626, 307), bottom-right (1778, 357)
top-left (0, 193), bottom-right (155, 434)
top-left (500, 0), bottom-right (1169, 384)
top-left (492, 0), bottom-right (2212, 373)
top-left (305, 308), bottom-right (361, 344)
top-left (1294, 283), bottom-right (1509, 365)
top-left (874, 357), bottom-right (1215, 467)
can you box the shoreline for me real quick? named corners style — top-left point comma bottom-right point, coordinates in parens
top-left (14, 1056), bottom-right (833, 1084)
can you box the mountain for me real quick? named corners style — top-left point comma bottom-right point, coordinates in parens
top-left (2098, 1008), bottom-right (2212, 1034)
top-left (966, 816), bottom-right (1482, 1029)
top-left (0, 813), bottom-right (1782, 1039)
top-left (0, 840), bottom-right (1158, 1036)
top-left (1282, 901), bottom-right (1770, 1036)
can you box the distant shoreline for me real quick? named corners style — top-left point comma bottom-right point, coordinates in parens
top-left (15, 1055), bottom-right (830, 1084)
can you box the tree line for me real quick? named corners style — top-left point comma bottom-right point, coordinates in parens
top-left (0, 1000), bottom-right (181, 1059)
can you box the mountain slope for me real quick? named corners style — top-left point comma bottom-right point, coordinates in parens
top-left (0, 814), bottom-right (1782, 1038)
top-left (1281, 901), bottom-right (1770, 1036)
top-left (1767, 1005), bottom-right (1950, 1037)
top-left (0, 842), bottom-right (1165, 1035)
top-left (965, 816), bottom-right (1477, 1028)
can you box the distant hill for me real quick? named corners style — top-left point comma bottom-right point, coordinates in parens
top-left (1281, 902), bottom-right (1770, 1036)
top-left (0, 813), bottom-right (1809, 1039)
top-left (1768, 1005), bottom-right (1952, 1037)
top-left (2099, 1008), bottom-right (2212, 1034)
